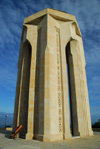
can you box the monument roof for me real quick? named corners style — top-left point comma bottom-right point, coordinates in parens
top-left (24, 8), bottom-right (81, 36)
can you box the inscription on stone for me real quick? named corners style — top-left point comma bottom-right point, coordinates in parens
top-left (56, 29), bottom-right (63, 133)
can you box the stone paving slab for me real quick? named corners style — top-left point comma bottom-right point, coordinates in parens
top-left (0, 132), bottom-right (100, 149)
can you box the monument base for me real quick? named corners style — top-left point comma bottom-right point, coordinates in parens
top-left (88, 130), bottom-right (93, 136)
top-left (26, 133), bottom-right (34, 140)
top-left (34, 133), bottom-right (71, 142)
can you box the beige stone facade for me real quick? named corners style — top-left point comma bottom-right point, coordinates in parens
top-left (13, 8), bottom-right (93, 142)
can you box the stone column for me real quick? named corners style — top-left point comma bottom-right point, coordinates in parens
top-left (60, 22), bottom-right (72, 139)
top-left (43, 14), bottom-right (64, 141)
top-left (13, 43), bottom-right (23, 130)
top-left (77, 38), bottom-right (93, 136)
top-left (67, 40), bottom-right (82, 136)
top-left (67, 39), bottom-right (93, 136)
top-left (13, 27), bottom-right (27, 130)
top-left (43, 15), bottom-right (59, 141)
top-left (13, 42), bottom-right (27, 139)
top-left (25, 25), bottom-right (38, 140)
top-left (17, 41), bottom-right (31, 137)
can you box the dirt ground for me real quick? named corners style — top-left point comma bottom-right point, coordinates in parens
top-left (0, 130), bottom-right (100, 149)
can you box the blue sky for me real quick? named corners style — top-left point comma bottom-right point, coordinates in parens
top-left (0, 0), bottom-right (100, 123)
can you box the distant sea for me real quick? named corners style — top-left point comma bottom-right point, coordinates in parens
top-left (0, 112), bottom-right (13, 128)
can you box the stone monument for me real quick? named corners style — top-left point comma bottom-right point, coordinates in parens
top-left (13, 8), bottom-right (93, 141)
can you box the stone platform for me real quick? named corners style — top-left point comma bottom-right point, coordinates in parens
top-left (0, 130), bottom-right (100, 149)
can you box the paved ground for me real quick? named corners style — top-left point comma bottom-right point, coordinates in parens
top-left (0, 130), bottom-right (100, 149)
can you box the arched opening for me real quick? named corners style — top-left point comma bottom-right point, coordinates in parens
top-left (19, 40), bottom-right (32, 138)
top-left (65, 41), bottom-right (80, 136)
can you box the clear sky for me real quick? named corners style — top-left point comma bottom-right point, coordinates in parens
top-left (0, 0), bottom-right (100, 123)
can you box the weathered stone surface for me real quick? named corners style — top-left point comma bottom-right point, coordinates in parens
top-left (13, 8), bottom-right (93, 142)
top-left (0, 132), bottom-right (100, 149)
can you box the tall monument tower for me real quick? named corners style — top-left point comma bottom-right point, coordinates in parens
top-left (13, 8), bottom-right (93, 142)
